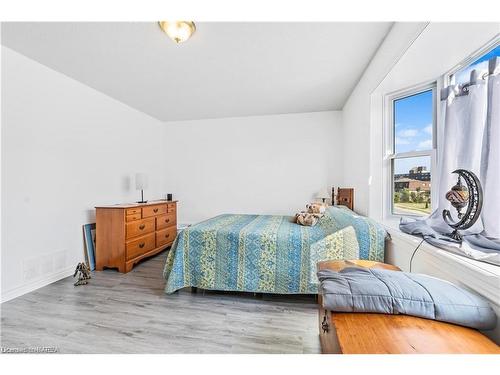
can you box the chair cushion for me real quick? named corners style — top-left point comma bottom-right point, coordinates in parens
top-left (317, 267), bottom-right (497, 330)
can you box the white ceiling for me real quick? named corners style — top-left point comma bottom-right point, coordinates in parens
top-left (1, 22), bottom-right (392, 121)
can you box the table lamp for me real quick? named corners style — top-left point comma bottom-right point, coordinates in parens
top-left (135, 173), bottom-right (148, 203)
top-left (316, 188), bottom-right (330, 204)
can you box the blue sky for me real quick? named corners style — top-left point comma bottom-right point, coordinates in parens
top-left (394, 89), bottom-right (433, 174)
top-left (472, 44), bottom-right (500, 64)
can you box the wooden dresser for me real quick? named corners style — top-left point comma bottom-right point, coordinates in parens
top-left (95, 201), bottom-right (177, 273)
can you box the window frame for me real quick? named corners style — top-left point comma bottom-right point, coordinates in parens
top-left (384, 81), bottom-right (437, 218)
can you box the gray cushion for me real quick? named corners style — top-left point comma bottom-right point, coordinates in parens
top-left (317, 267), bottom-right (497, 330)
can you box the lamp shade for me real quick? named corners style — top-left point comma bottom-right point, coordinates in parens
top-left (135, 173), bottom-right (148, 190)
top-left (316, 188), bottom-right (330, 200)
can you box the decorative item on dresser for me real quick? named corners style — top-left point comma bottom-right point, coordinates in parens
top-left (135, 173), bottom-right (148, 203)
top-left (95, 201), bottom-right (178, 273)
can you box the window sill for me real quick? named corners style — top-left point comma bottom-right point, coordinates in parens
top-left (381, 217), bottom-right (402, 232)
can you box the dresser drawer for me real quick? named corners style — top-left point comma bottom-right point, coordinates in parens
top-left (156, 213), bottom-right (176, 230)
top-left (126, 233), bottom-right (155, 260)
top-left (126, 217), bottom-right (155, 239)
top-left (126, 207), bottom-right (141, 216)
top-left (156, 227), bottom-right (177, 247)
top-left (126, 213), bottom-right (141, 222)
top-left (142, 204), bottom-right (167, 218)
top-left (167, 203), bottom-right (176, 214)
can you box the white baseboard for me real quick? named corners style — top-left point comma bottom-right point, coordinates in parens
top-left (1, 266), bottom-right (75, 303)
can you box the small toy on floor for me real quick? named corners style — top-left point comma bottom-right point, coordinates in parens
top-left (73, 262), bottom-right (91, 286)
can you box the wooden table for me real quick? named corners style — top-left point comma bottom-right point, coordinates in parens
top-left (318, 260), bottom-right (500, 354)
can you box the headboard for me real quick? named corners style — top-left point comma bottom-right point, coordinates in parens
top-left (331, 187), bottom-right (354, 211)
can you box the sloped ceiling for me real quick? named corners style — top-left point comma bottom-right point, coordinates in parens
top-left (1, 22), bottom-right (392, 121)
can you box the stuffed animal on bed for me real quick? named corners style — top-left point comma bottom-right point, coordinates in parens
top-left (306, 202), bottom-right (326, 214)
top-left (295, 212), bottom-right (322, 226)
top-left (295, 202), bottom-right (327, 226)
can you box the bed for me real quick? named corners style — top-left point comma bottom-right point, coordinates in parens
top-left (163, 205), bottom-right (386, 294)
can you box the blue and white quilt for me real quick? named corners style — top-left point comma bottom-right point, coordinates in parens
top-left (163, 206), bottom-right (386, 294)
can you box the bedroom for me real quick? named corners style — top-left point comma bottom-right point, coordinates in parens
top-left (1, 0), bottom-right (499, 372)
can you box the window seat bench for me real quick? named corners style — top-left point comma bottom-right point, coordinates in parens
top-left (317, 259), bottom-right (500, 354)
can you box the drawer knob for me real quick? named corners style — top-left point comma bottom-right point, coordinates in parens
top-left (165, 234), bottom-right (170, 238)
top-left (139, 243), bottom-right (145, 248)
top-left (139, 224), bottom-right (145, 230)
top-left (153, 208), bottom-right (158, 213)
top-left (165, 219), bottom-right (170, 223)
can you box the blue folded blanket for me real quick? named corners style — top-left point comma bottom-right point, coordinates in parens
top-left (317, 267), bottom-right (497, 330)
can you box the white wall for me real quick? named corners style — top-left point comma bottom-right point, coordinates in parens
top-left (1, 47), bottom-right (166, 302)
top-left (1, 48), bottom-right (342, 301)
top-left (341, 22), bottom-right (427, 215)
top-left (162, 111), bottom-right (342, 224)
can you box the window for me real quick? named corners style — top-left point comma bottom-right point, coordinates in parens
top-left (388, 85), bottom-right (436, 216)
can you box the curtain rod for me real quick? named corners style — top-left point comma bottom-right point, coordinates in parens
top-left (441, 57), bottom-right (499, 100)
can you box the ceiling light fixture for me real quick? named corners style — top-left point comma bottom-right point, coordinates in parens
top-left (158, 21), bottom-right (196, 44)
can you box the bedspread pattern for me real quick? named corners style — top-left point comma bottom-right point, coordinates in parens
top-left (163, 206), bottom-right (385, 294)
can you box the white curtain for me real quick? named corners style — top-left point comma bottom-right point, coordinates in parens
top-left (431, 57), bottom-right (500, 238)
top-left (400, 56), bottom-right (500, 264)
top-left (482, 60), bottom-right (500, 238)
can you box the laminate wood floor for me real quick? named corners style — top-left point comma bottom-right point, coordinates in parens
top-left (1, 251), bottom-right (320, 353)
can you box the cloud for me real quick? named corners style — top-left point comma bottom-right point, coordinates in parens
top-left (424, 124), bottom-right (433, 134)
top-left (417, 139), bottom-right (433, 150)
top-left (395, 137), bottom-right (410, 145)
top-left (398, 129), bottom-right (418, 138)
